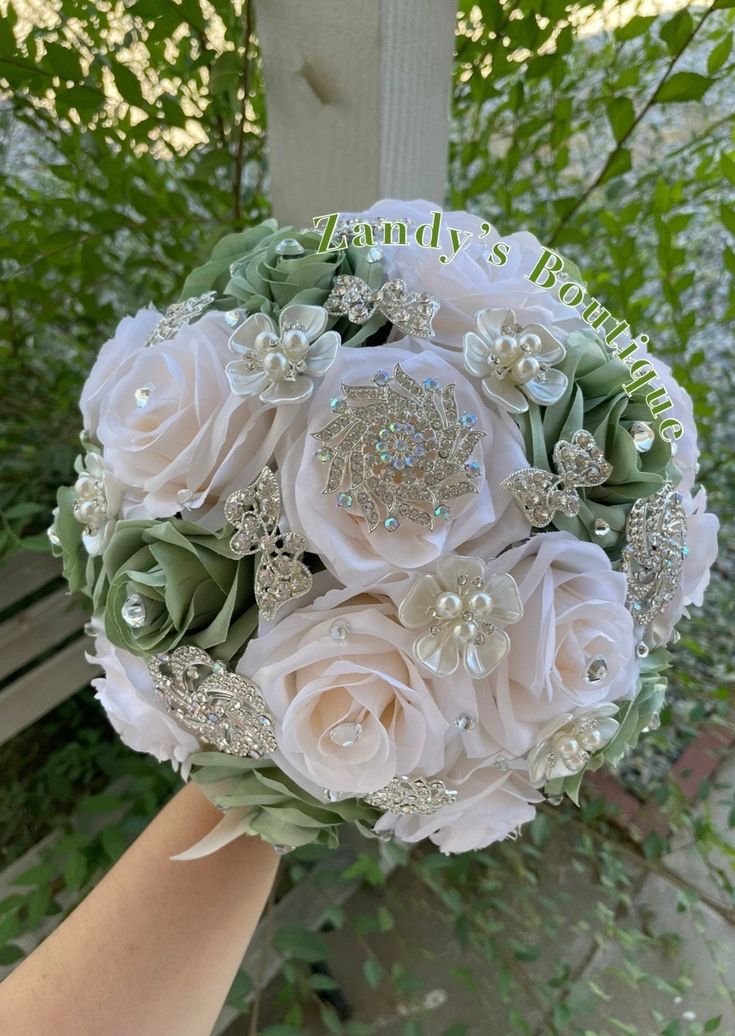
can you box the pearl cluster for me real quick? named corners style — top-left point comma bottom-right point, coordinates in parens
top-left (428, 573), bottom-right (496, 648)
top-left (238, 322), bottom-right (312, 384)
top-left (72, 470), bottom-right (108, 536)
top-left (486, 323), bottom-right (550, 386)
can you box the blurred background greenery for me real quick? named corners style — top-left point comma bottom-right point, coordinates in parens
top-left (0, 1), bottom-right (733, 1034)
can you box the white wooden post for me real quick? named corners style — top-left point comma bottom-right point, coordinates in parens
top-left (254, 0), bottom-right (458, 227)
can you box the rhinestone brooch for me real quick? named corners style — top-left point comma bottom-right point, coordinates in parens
top-left (325, 276), bottom-right (439, 338)
top-left (527, 704), bottom-right (620, 786)
top-left (622, 480), bottom-right (687, 624)
top-left (364, 775), bottom-right (458, 815)
top-left (148, 646), bottom-right (276, 759)
top-left (313, 363), bottom-right (484, 533)
top-left (501, 429), bottom-right (612, 527)
top-left (144, 291), bottom-right (217, 347)
top-left (224, 467), bottom-right (312, 621)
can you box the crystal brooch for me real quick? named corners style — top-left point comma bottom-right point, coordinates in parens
top-left (224, 467), bottom-right (312, 621)
top-left (148, 646), bottom-right (276, 758)
top-left (364, 775), bottom-right (458, 815)
top-left (144, 291), bottom-right (217, 347)
top-left (622, 480), bottom-right (687, 624)
top-left (501, 429), bottom-right (612, 527)
top-left (313, 363), bottom-right (484, 533)
top-left (325, 275), bottom-right (439, 338)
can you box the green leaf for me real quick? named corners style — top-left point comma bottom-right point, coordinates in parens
top-left (606, 97), bottom-right (635, 143)
top-left (43, 41), bottom-right (83, 82)
top-left (63, 850), bottom-right (88, 891)
top-left (721, 152), bottom-right (735, 186)
top-left (614, 15), bottom-right (656, 41)
top-left (708, 31), bottom-right (732, 73)
top-left (363, 958), bottom-right (383, 990)
top-left (111, 61), bottom-right (147, 110)
top-left (273, 925), bottom-right (328, 962)
top-left (659, 10), bottom-right (693, 56)
top-left (653, 72), bottom-right (712, 104)
top-left (721, 203), bottom-right (735, 236)
top-left (0, 944), bottom-right (24, 966)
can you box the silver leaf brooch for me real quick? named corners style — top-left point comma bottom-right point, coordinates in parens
top-left (224, 467), bottom-right (312, 621)
top-left (325, 275), bottom-right (439, 338)
top-left (622, 480), bottom-right (688, 624)
top-left (148, 645), bottom-right (276, 759)
top-left (144, 291), bottom-right (217, 347)
top-left (501, 429), bottom-right (612, 528)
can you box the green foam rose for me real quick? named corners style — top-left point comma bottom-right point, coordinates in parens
top-left (95, 518), bottom-right (257, 661)
top-left (190, 752), bottom-right (380, 850)
top-left (49, 484), bottom-right (98, 598)
top-left (180, 221), bottom-right (387, 346)
top-left (516, 329), bottom-right (680, 555)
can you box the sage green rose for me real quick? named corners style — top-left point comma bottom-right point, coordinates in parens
top-left (516, 329), bottom-right (679, 553)
top-left (49, 485), bottom-right (98, 598)
top-left (544, 647), bottom-right (670, 804)
top-left (95, 518), bottom-right (257, 661)
top-left (191, 752), bottom-right (379, 850)
top-left (180, 221), bottom-right (387, 346)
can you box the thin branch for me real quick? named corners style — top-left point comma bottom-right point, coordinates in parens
top-left (232, 0), bottom-right (255, 225)
top-left (549, 3), bottom-right (715, 245)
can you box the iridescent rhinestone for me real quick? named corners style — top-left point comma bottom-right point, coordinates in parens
top-left (134, 384), bottom-right (153, 409)
top-left (422, 377), bottom-right (439, 390)
top-left (336, 492), bottom-right (353, 509)
top-left (593, 518), bottom-right (611, 537)
top-left (433, 505), bottom-right (450, 521)
top-left (330, 397), bottom-right (346, 412)
top-left (454, 713), bottom-right (476, 732)
top-left (224, 310), bottom-right (241, 327)
top-left (636, 642), bottom-right (649, 658)
top-left (314, 447), bottom-right (333, 463)
top-left (328, 721), bottom-right (362, 748)
top-left (383, 516), bottom-right (400, 532)
top-left (629, 421), bottom-right (655, 453)
top-left (464, 460), bottom-right (481, 478)
top-left (365, 246), bottom-right (383, 263)
top-left (330, 619), bottom-right (351, 641)
top-left (585, 656), bottom-right (608, 683)
top-left (275, 237), bottom-right (305, 256)
top-left (459, 412), bottom-right (478, 428)
top-left (121, 593), bottom-right (147, 629)
top-left (373, 369), bottom-right (390, 386)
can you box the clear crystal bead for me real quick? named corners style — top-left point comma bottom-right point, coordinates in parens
top-left (636, 642), bottom-right (649, 658)
top-left (134, 384), bottom-right (153, 409)
top-left (365, 246), bottom-right (383, 263)
top-left (585, 656), bottom-right (608, 683)
top-left (121, 593), bottom-right (147, 629)
top-left (224, 310), bottom-right (241, 327)
top-left (630, 421), bottom-right (655, 453)
top-left (328, 721), bottom-right (362, 748)
top-left (454, 713), bottom-right (476, 732)
top-left (330, 619), bottom-right (351, 641)
top-left (275, 237), bottom-right (305, 256)
top-left (593, 518), bottom-right (611, 537)
top-left (324, 788), bottom-right (342, 802)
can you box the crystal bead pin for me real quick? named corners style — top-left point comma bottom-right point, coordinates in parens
top-left (629, 421), bottom-right (655, 453)
top-left (585, 656), bottom-right (608, 683)
top-left (121, 593), bottom-right (147, 629)
top-left (134, 384), bottom-right (153, 408)
top-left (330, 619), bottom-right (351, 641)
top-left (328, 721), bottom-right (362, 748)
top-left (275, 237), bottom-right (305, 256)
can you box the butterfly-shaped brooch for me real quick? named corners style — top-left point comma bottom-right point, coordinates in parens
top-left (224, 467), bottom-right (312, 621)
top-left (501, 429), bottom-right (612, 528)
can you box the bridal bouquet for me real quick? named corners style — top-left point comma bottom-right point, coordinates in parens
top-left (49, 200), bottom-right (718, 855)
